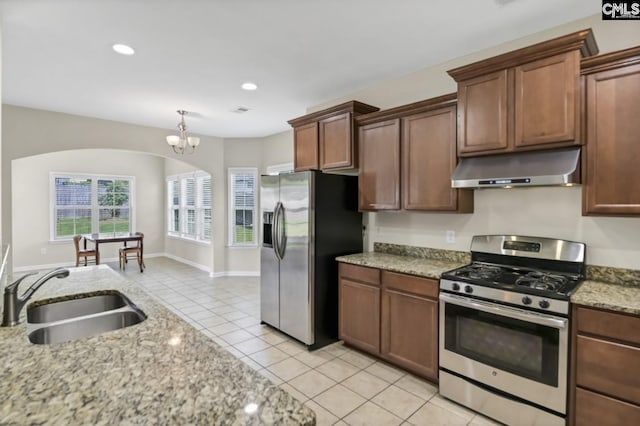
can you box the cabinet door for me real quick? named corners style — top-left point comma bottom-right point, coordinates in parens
top-left (583, 63), bottom-right (640, 215)
top-left (575, 388), bottom-right (640, 426)
top-left (293, 122), bottom-right (319, 171)
top-left (576, 335), bottom-right (640, 405)
top-left (319, 112), bottom-right (354, 170)
top-left (381, 288), bottom-right (438, 381)
top-left (402, 106), bottom-right (465, 211)
top-left (358, 119), bottom-right (401, 211)
top-left (457, 70), bottom-right (509, 155)
top-left (514, 51), bottom-right (579, 148)
top-left (339, 278), bottom-right (380, 354)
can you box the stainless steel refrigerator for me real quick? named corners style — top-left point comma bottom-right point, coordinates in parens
top-left (260, 170), bottom-right (362, 350)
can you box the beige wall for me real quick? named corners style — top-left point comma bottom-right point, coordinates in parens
top-left (261, 129), bottom-right (294, 170)
top-left (11, 150), bottom-right (165, 270)
top-left (2, 105), bottom-right (226, 273)
top-left (311, 15), bottom-right (640, 112)
top-left (4, 14), bottom-right (639, 273)
top-left (312, 14), bottom-right (640, 269)
top-left (163, 157), bottom-right (213, 272)
top-left (216, 133), bottom-right (293, 275)
top-left (222, 138), bottom-right (265, 275)
top-left (0, 23), bottom-right (3, 250)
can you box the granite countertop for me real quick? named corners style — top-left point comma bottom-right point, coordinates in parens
top-left (339, 249), bottom-right (640, 316)
top-left (0, 265), bottom-right (314, 425)
top-left (571, 280), bottom-right (640, 316)
top-left (336, 252), bottom-right (466, 280)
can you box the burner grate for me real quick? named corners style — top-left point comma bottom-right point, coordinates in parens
top-left (455, 264), bottom-right (503, 281)
top-left (515, 272), bottom-right (568, 292)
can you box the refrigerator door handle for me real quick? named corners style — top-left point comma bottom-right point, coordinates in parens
top-left (278, 204), bottom-right (287, 259)
top-left (273, 202), bottom-right (283, 260)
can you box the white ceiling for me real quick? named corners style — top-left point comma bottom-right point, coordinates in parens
top-left (0, 0), bottom-right (600, 138)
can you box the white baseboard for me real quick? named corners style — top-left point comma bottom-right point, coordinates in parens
top-left (13, 258), bottom-right (120, 272)
top-left (210, 270), bottom-right (260, 278)
top-left (14, 253), bottom-right (260, 279)
top-left (13, 252), bottom-right (165, 273)
top-left (162, 253), bottom-right (212, 274)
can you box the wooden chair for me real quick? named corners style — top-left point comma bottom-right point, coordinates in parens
top-left (119, 232), bottom-right (145, 272)
top-left (73, 235), bottom-right (98, 267)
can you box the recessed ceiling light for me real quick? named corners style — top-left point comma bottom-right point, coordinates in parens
top-left (241, 82), bottom-right (258, 91)
top-left (112, 43), bottom-right (135, 56)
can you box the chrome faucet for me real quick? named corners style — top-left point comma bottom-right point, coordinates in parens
top-left (1, 268), bottom-right (70, 327)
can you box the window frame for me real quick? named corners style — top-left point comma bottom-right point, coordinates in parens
top-left (50, 172), bottom-right (136, 241)
top-left (167, 171), bottom-right (211, 244)
top-left (227, 167), bottom-right (258, 247)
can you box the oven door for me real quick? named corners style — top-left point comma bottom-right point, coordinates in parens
top-left (439, 292), bottom-right (568, 415)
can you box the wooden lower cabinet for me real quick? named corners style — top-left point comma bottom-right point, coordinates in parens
top-left (575, 388), bottom-right (640, 426)
top-left (570, 305), bottom-right (640, 425)
top-left (338, 263), bottom-right (439, 382)
top-left (381, 273), bottom-right (438, 381)
top-left (338, 264), bottom-right (381, 354)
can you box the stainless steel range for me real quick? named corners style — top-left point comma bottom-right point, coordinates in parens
top-left (439, 235), bottom-right (585, 426)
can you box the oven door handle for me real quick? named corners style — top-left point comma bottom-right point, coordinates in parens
top-left (439, 293), bottom-right (568, 329)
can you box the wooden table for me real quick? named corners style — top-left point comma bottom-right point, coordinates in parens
top-left (84, 233), bottom-right (144, 272)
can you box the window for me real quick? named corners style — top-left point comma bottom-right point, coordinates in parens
top-left (51, 173), bottom-right (134, 240)
top-left (228, 168), bottom-right (257, 246)
top-left (167, 171), bottom-right (211, 242)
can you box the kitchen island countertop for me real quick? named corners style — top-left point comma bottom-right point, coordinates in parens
top-left (0, 265), bottom-right (314, 425)
top-left (336, 252), bottom-right (466, 280)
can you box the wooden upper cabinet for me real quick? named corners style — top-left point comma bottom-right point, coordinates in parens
top-left (457, 70), bottom-right (509, 155)
top-left (288, 101), bottom-right (379, 172)
top-left (356, 94), bottom-right (473, 213)
top-left (403, 105), bottom-right (471, 211)
top-left (515, 52), bottom-right (579, 148)
top-left (319, 112), bottom-right (353, 170)
top-left (358, 119), bottom-right (401, 211)
top-left (448, 29), bottom-right (598, 157)
top-left (581, 47), bottom-right (640, 216)
top-left (293, 122), bottom-right (318, 171)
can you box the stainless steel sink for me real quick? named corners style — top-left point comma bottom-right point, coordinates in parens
top-left (26, 290), bottom-right (146, 345)
top-left (28, 310), bottom-right (146, 345)
top-left (27, 292), bottom-right (129, 323)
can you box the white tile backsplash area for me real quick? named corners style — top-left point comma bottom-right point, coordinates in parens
top-left (369, 186), bottom-right (640, 269)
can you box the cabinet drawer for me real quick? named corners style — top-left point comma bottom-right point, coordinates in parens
top-left (575, 387), bottom-right (640, 426)
top-left (382, 271), bottom-right (438, 299)
top-left (339, 263), bottom-right (380, 286)
top-left (576, 335), bottom-right (640, 405)
top-left (576, 306), bottom-right (640, 345)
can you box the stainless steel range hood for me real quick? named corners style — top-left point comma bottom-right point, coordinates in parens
top-left (451, 148), bottom-right (580, 188)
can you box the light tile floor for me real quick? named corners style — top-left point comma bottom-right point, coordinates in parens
top-left (115, 257), bottom-right (502, 426)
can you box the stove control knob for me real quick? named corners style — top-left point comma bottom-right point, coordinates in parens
top-left (539, 300), bottom-right (550, 309)
top-left (464, 285), bottom-right (473, 294)
top-left (452, 283), bottom-right (460, 291)
top-left (522, 296), bottom-right (532, 305)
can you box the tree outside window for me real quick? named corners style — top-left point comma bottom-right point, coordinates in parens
top-left (52, 174), bottom-right (134, 239)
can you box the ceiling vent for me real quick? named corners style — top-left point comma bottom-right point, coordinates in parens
top-left (230, 106), bottom-right (251, 114)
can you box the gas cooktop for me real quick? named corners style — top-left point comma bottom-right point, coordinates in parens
top-left (443, 262), bottom-right (583, 299)
top-left (439, 235), bottom-right (586, 315)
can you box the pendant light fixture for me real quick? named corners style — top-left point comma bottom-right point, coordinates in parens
top-left (166, 110), bottom-right (200, 155)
